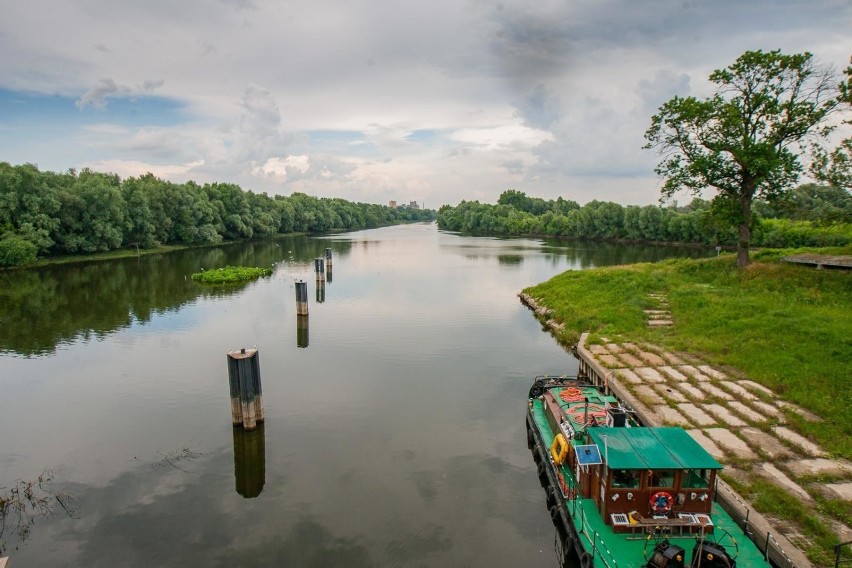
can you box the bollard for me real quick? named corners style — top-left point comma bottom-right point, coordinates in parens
top-left (295, 280), bottom-right (308, 316)
top-left (227, 348), bottom-right (264, 430)
top-left (296, 314), bottom-right (309, 348)
top-left (314, 257), bottom-right (325, 280)
top-left (233, 423), bottom-right (265, 498)
top-left (316, 279), bottom-right (325, 303)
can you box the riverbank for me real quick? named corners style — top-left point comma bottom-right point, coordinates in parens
top-left (521, 246), bottom-right (852, 565)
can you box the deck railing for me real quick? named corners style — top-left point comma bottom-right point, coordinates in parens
top-left (835, 540), bottom-right (852, 568)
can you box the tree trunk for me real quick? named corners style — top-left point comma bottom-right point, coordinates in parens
top-left (737, 194), bottom-right (751, 268)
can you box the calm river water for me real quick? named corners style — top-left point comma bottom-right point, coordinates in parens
top-left (0, 223), bottom-right (714, 567)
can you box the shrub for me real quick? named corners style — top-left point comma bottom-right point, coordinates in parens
top-left (0, 235), bottom-right (38, 266)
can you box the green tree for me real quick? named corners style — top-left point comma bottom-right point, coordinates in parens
top-left (644, 50), bottom-right (839, 267)
top-left (811, 55), bottom-right (852, 190)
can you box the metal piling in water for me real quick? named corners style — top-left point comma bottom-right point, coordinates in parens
top-left (295, 280), bottom-right (308, 315)
top-left (227, 348), bottom-right (264, 430)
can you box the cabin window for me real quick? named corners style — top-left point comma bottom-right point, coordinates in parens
top-left (682, 469), bottom-right (711, 489)
top-left (648, 470), bottom-right (675, 488)
top-left (611, 469), bottom-right (640, 489)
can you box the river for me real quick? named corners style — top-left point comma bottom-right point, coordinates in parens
top-left (0, 223), bottom-right (714, 567)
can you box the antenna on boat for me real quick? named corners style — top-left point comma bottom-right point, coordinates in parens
top-left (603, 434), bottom-right (608, 466)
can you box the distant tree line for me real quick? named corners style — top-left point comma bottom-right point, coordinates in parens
top-left (0, 163), bottom-right (435, 266)
top-left (437, 188), bottom-right (851, 248)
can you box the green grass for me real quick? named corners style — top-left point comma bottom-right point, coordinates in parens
top-left (190, 266), bottom-right (272, 284)
top-left (725, 476), bottom-right (840, 567)
top-left (524, 246), bottom-right (852, 459)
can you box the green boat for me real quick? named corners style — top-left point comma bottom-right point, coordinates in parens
top-left (526, 376), bottom-right (771, 568)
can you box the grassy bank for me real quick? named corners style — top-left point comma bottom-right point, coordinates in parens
top-left (523, 246), bottom-right (852, 459)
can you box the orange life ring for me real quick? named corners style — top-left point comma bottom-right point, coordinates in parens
top-left (550, 433), bottom-right (570, 466)
top-left (650, 491), bottom-right (673, 514)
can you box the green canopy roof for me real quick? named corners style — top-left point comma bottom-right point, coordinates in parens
top-left (586, 427), bottom-right (722, 470)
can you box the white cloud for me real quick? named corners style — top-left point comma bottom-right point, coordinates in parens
top-left (1, 0), bottom-right (850, 207)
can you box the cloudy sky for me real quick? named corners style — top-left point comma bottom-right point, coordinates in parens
top-left (1, 0), bottom-right (850, 208)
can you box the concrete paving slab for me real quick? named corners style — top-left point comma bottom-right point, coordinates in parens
top-left (750, 400), bottom-right (781, 418)
top-left (617, 353), bottom-right (645, 367)
top-left (676, 382), bottom-right (705, 401)
top-left (776, 401), bottom-right (823, 422)
top-left (635, 367), bottom-right (667, 383)
top-left (653, 405), bottom-right (691, 426)
top-left (647, 319), bottom-right (673, 326)
top-left (605, 343), bottom-right (624, 353)
top-left (597, 354), bottom-right (622, 368)
top-left (785, 458), bottom-right (852, 477)
top-left (720, 381), bottom-right (758, 401)
top-left (705, 428), bottom-right (757, 459)
top-left (653, 384), bottom-right (687, 403)
top-left (740, 428), bottom-right (792, 460)
top-left (698, 365), bottom-right (727, 380)
top-left (825, 482), bottom-right (852, 501)
top-left (739, 380), bottom-right (775, 397)
top-left (772, 426), bottom-right (827, 457)
top-left (679, 403), bottom-right (717, 426)
top-left (615, 368), bottom-right (643, 385)
top-left (660, 351), bottom-right (685, 365)
top-left (590, 344), bottom-right (610, 355)
top-left (729, 400), bottom-right (766, 423)
top-left (679, 365), bottom-right (712, 382)
top-left (639, 351), bottom-right (667, 366)
top-left (659, 366), bottom-right (688, 382)
top-left (687, 429), bottom-right (725, 459)
top-left (633, 385), bottom-right (666, 404)
top-left (702, 404), bottom-right (747, 427)
top-left (759, 463), bottom-right (812, 500)
top-left (621, 342), bottom-right (639, 352)
top-left (697, 382), bottom-right (733, 400)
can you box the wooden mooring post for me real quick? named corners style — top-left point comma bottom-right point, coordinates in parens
top-left (227, 348), bottom-right (264, 430)
top-left (325, 248), bottom-right (333, 268)
top-left (314, 257), bottom-right (325, 280)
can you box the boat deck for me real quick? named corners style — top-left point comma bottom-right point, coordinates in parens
top-left (530, 400), bottom-right (771, 567)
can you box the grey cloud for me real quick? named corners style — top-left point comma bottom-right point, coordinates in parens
top-left (76, 78), bottom-right (131, 109)
top-left (75, 78), bottom-right (165, 109)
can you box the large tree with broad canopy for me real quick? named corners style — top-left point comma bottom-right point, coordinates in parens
top-left (644, 49), bottom-right (840, 267)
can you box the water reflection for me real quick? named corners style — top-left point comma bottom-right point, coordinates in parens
top-left (233, 424), bottom-right (266, 498)
top-left (0, 236), bottom-right (351, 357)
top-left (0, 224), bottom-right (717, 567)
top-left (296, 315), bottom-right (310, 348)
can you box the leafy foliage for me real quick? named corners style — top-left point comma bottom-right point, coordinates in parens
top-left (437, 190), bottom-right (852, 248)
top-left (644, 50), bottom-right (841, 266)
top-left (0, 234), bottom-right (38, 266)
top-left (190, 266), bottom-right (272, 284)
top-left (0, 163), bottom-right (436, 262)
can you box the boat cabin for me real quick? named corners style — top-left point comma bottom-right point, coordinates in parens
top-left (572, 427), bottom-right (722, 533)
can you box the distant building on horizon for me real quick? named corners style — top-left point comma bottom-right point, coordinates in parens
top-left (389, 200), bottom-right (421, 210)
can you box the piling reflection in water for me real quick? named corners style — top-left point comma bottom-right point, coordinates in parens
top-left (232, 423), bottom-right (265, 498)
top-left (316, 279), bottom-right (326, 303)
top-left (296, 314), bottom-right (309, 348)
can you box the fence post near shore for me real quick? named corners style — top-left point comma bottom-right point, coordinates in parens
top-left (227, 348), bottom-right (264, 430)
